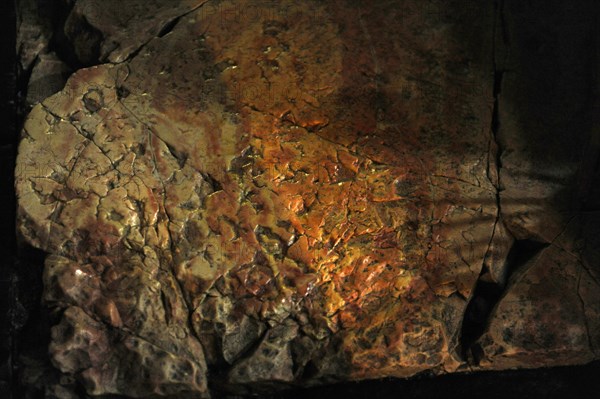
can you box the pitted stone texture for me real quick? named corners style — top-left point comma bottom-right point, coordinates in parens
top-left (15, 0), bottom-right (600, 396)
top-left (50, 306), bottom-right (208, 397)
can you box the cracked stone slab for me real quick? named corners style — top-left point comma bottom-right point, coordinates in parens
top-left (15, 0), bottom-right (600, 396)
top-left (65, 0), bottom-right (209, 63)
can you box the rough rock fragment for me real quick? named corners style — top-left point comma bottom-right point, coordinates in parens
top-left (228, 320), bottom-right (298, 385)
top-left (50, 306), bottom-right (208, 397)
top-left (14, 0), bottom-right (600, 396)
top-left (477, 242), bottom-right (600, 369)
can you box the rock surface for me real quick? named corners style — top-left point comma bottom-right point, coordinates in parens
top-left (26, 52), bottom-right (71, 106)
top-left (65, 0), bottom-right (209, 63)
top-left (473, 0), bottom-right (600, 370)
top-left (16, 0), bottom-right (53, 71)
top-left (14, 0), bottom-right (600, 397)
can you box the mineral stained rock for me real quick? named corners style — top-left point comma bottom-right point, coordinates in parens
top-left (15, 0), bottom-right (600, 397)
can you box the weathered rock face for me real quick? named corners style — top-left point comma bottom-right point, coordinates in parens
top-left (473, 0), bottom-right (600, 369)
top-left (64, 0), bottom-right (209, 63)
top-left (25, 52), bottom-right (71, 106)
top-left (15, 0), bottom-right (600, 397)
